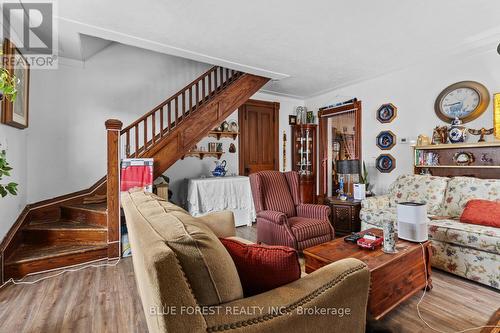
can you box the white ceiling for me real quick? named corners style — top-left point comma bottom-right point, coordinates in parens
top-left (56, 0), bottom-right (500, 98)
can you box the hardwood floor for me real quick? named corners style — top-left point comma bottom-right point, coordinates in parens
top-left (0, 224), bottom-right (498, 333)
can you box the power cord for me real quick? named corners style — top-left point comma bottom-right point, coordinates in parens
top-left (417, 242), bottom-right (499, 333)
top-left (0, 257), bottom-right (121, 290)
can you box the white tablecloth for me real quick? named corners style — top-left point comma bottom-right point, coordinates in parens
top-left (187, 176), bottom-right (256, 227)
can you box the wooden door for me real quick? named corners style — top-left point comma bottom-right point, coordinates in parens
top-left (239, 99), bottom-right (279, 175)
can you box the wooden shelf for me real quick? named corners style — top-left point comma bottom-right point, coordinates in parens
top-left (208, 131), bottom-right (239, 140)
top-left (182, 151), bottom-right (223, 160)
top-left (415, 165), bottom-right (500, 169)
top-left (413, 141), bottom-right (500, 150)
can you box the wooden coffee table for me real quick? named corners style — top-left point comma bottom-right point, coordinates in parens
top-left (303, 228), bottom-right (432, 320)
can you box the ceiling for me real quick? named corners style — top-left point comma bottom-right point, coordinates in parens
top-left (54, 0), bottom-right (500, 97)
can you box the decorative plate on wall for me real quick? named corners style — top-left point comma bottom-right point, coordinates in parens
top-left (434, 81), bottom-right (490, 123)
top-left (376, 154), bottom-right (396, 173)
top-left (376, 131), bottom-right (396, 150)
top-left (376, 103), bottom-right (397, 123)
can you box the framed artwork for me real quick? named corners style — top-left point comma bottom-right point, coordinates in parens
top-left (376, 154), bottom-right (396, 173)
top-left (376, 131), bottom-right (396, 150)
top-left (494, 93), bottom-right (500, 140)
top-left (289, 115), bottom-right (297, 125)
top-left (1, 38), bottom-right (30, 129)
top-left (376, 103), bottom-right (397, 123)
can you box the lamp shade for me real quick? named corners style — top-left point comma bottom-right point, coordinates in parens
top-left (336, 159), bottom-right (360, 174)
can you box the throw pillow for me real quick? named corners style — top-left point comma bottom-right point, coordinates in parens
top-left (220, 238), bottom-right (301, 296)
top-left (460, 199), bottom-right (500, 228)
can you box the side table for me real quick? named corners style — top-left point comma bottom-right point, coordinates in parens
top-left (326, 197), bottom-right (362, 236)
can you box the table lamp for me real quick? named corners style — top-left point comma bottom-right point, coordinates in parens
top-left (336, 159), bottom-right (360, 198)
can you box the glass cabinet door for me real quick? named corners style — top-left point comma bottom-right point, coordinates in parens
top-left (295, 126), bottom-right (314, 176)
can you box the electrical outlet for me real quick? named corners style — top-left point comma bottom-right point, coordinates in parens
top-left (399, 137), bottom-right (409, 144)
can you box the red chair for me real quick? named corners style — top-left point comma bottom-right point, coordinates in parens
top-left (249, 170), bottom-right (334, 251)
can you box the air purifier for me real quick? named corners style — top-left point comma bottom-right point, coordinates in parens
top-left (397, 202), bottom-right (428, 242)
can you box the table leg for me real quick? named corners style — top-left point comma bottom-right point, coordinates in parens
top-left (425, 242), bottom-right (433, 291)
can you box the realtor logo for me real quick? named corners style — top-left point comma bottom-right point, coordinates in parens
top-left (1, 1), bottom-right (58, 68)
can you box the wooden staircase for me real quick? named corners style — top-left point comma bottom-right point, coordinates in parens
top-left (1, 66), bottom-right (269, 282)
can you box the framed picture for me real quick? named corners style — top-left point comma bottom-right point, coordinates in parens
top-left (376, 154), bottom-right (396, 173)
top-left (1, 38), bottom-right (30, 129)
top-left (376, 131), bottom-right (396, 150)
top-left (289, 115), bottom-right (297, 125)
top-left (376, 103), bottom-right (397, 123)
top-left (306, 111), bottom-right (314, 123)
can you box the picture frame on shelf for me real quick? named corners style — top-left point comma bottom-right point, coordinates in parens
top-left (289, 115), bottom-right (297, 125)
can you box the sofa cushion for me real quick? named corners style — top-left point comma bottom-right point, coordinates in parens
top-left (388, 174), bottom-right (449, 215)
top-left (359, 208), bottom-right (397, 228)
top-left (220, 238), bottom-right (301, 296)
top-left (443, 177), bottom-right (500, 218)
top-left (460, 199), bottom-right (500, 228)
top-left (131, 191), bottom-right (243, 306)
top-left (288, 217), bottom-right (332, 241)
top-left (429, 219), bottom-right (500, 255)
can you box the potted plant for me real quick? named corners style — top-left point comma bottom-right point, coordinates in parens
top-left (0, 149), bottom-right (18, 197)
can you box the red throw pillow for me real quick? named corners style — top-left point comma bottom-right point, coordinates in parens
top-left (219, 238), bottom-right (301, 296)
top-left (460, 199), bottom-right (500, 228)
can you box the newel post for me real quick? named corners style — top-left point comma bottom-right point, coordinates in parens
top-left (105, 119), bottom-right (123, 259)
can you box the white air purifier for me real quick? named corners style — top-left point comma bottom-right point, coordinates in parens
top-left (397, 202), bottom-right (429, 242)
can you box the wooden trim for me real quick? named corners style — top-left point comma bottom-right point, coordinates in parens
top-left (105, 119), bottom-right (122, 259)
top-left (238, 99), bottom-right (280, 175)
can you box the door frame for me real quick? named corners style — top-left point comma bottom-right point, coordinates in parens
top-left (238, 99), bottom-right (280, 175)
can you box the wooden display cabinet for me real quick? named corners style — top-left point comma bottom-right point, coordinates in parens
top-left (291, 124), bottom-right (317, 203)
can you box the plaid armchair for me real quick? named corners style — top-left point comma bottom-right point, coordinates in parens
top-left (249, 171), bottom-right (334, 250)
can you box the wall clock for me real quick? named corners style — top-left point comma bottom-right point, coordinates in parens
top-left (376, 154), bottom-right (396, 173)
top-left (434, 81), bottom-right (490, 123)
top-left (376, 131), bottom-right (396, 150)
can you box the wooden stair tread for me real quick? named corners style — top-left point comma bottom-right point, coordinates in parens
top-left (61, 203), bottom-right (107, 213)
top-left (5, 243), bottom-right (108, 265)
top-left (26, 220), bottom-right (106, 230)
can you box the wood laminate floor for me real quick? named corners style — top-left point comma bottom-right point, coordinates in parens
top-left (0, 224), bottom-right (498, 333)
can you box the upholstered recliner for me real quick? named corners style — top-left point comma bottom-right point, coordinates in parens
top-left (249, 171), bottom-right (334, 251)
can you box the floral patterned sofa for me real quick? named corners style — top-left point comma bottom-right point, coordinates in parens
top-left (361, 174), bottom-right (500, 289)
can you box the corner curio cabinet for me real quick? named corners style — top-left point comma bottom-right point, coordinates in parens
top-left (291, 124), bottom-right (317, 203)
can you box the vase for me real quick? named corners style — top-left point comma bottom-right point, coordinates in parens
top-left (382, 221), bottom-right (398, 253)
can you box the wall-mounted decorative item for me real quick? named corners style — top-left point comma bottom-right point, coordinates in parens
top-left (376, 103), bottom-right (397, 123)
top-left (216, 143), bottom-right (223, 152)
top-left (468, 127), bottom-right (494, 142)
top-left (306, 111), bottom-right (314, 123)
top-left (229, 143), bottom-right (236, 153)
top-left (417, 134), bottom-right (431, 146)
top-left (376, 154), bottom-right (396, 173)
top-left (494, 93), bottom-right (500, 140)
top-left (432, 126), bottom-right (448, 144)
top-left (448, 118), bottom-right (468, 143)
top-left (1, 38), bottom-right (30, 129)
top-left (453, 152), bottom-right (475, 166)
top-left (229, 120), bottom-right (238, 132)
top-left (288, 115), bottom-right (297, 125)
top-left (376, 131), bottom-right (396, 150)
top-left (434, 81), bottom-right (490, 123)
top-left (208, 142), bottom-right (216, 152)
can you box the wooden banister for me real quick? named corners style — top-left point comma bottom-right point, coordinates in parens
top-left (105, 119), bottom-right (122, 259)
top-left (120, 66), bottom-right (242, 158)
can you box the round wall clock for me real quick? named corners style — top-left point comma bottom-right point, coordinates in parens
top-left (376, 154), bottom-right (396, 173)
top-left (434, 81), bottom-right (490, 123)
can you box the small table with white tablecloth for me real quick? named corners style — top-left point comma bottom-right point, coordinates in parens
top-left (187, 176), bottom-right (256, 227)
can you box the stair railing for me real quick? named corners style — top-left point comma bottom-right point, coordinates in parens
top-left (120, 66), bottom-right (242, 159)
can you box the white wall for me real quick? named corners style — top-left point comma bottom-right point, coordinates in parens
top-left (305, 50), bottom-right (500, 194)
top-left (165, 92), bottom-right (304, 205)
top-left (27, 43), bottom-right (210, 203)
top-left (0, 126), bottom-right (27, 239)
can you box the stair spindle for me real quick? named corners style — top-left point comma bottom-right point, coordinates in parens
top-left (196, 82), bottom-right (200, 109)
top-left (202, 77), bottom-right (206, 100)
top-left (135, 125), bottom-right (139, 157)
top-left (219, 67), bottom-right (224, 88)
top-left (214, 68), bottom-right (218, 91)
top-left (126, 130), bottom-right (130, 157)
top-left (152, 111), bottom-right (156, 144)
top-left (208, 73), bottom-right (212, 97)
top-left (160, 106), bottom-right (164, 136)
top-left (175, 97), bottom-right (179, 127)
top-left (189, 86), bottom-right (193, 113)
top-left (182, 91), bottom-right (186, 117)
top-left (143, 119), bottom-right (148, 151)
top-left (167, 101), bottom-right (171, 131)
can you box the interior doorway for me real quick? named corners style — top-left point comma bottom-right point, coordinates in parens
top-left (238, 99), bottom-right (280, 176)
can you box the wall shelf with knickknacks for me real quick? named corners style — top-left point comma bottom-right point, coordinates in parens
top-left (413, 142), bottom-right (500, 179)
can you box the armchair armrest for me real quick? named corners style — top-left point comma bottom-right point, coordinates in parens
top-left (296, 204), bottom-right (330, 220)
top-left (204, 258), bottom-right (369, 333)
top-left (257, 210), bottom-right (287, 225)
top-left (361, 195), bottom-right (391, 210)
top-left (196, 211), bottom-right (236, 238)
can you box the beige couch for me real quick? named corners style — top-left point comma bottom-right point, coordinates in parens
top-left (361, 175), bottom-right (500, 290)
top-left (122, 190), bottom-right (370, 333)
